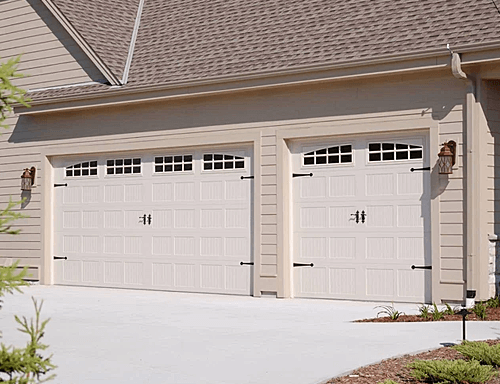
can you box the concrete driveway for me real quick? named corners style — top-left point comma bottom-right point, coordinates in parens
top-left (2, 286), bottom-right (500, 384)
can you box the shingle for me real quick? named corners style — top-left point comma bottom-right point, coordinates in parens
top-left (51, 0), bottom-right (140, 80)
top-left (27, 0), bottom-right (500, 102)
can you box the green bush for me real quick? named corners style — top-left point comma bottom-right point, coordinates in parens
top-left (485, 296), bottom-right (500, 308)
top-left (472, 301), bottom-right (488, 320)
top-left (377, 380), bottom-right (399, 384)
top-left (418, 304), bottom-right (430, 320)
top-left (443, 303), bottom-right (456, 315)
top-left (375, 304), bottom-right (404, 320)
top-left (453, 340), bottom-right (500, 367)
top-left (432, 303), bottom-right (445, 321)
top-left (409, 359), bottom-right (495, 383)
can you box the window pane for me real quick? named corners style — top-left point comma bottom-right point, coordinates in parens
top-left (304, 157), bottom-right (314, 165)
top-left (328, 155), bottom-right (339, 164)
top-left (165, 165), bottom-right (173, 172)
top-left (155, 157), bottom-right (163, 164)
top-left (328, 147), bottom-right (339, 154)
top-left (396, 144), bottom-right (408, 150)
top-left (214, 162), bottom-right (223, 169)
top-left (66, 170), bottom-right (72, 177)
top-left (396, 151), bottom-right (408, 160)
top-left (90, 169), bottom-right (97, 176)
top-left (224, 155), bottom-right (233, 160)
top-left (369, 153), bottom-right (381, 162)
top-left (184, 155), bottom-right (192, 162)
top-left (133, 158), bottom-right (141, 165)
top-left (225, 162), bottom-right (234, 169)
top-left (90, 161), bottom-right (97, 167)
top-left (369, 143), bottom-right (380, 151)
top-left (107, 160), bottom-right (114, 166)
top-left (165, 156), bottom-right (173, 163)
top-left (317, 148), bottom-right (327, 155)
top-left (82, 169), bottom-right (89, 176)
top-left (235, 161), bottom-right (244, 169)
top-left (82, 162), bottom-right (89, 168)
top-left (410, 150), bottom-right (423, 159)
top-left (204, 163), bottom-right (212, 170)
top-left (124, 159), bottom-right (132, 166)
top-left (341, 154), bottom-right (352, 163)
top-left (316, 156), bottom-right (327, 164)
top-left (155, 165), bottom-right (163, 172)
top-left (107, 168), bottom-right (114, 174)
top-left (174, 156), bottom-right (182, 163)
top-left (382, 152), bottom-right (395, 161)
top-left (133, 167), bottom-right (141, 173)
top-left (204, 154), bottom-right (212, 161)
top-left (74, 170), bottom-right (81, 176)
top-left (116, 159), bottom-right (123, 166)
top-left (116, 168), bottom-right (123, 174)
top-left (340, 145), bottom-right (351, 153)
top-left (74, 163), bottom-right (81, 169)
top-left (184, 163), bottom-right (192, 171)
top-left (174, 164), bottom-right (182, 171)
top-left (124, 167), bottom-right (132, 174)
top-left (382, 143), bottom-right (394, 151)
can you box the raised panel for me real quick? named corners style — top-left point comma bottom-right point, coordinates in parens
top-left (329, 268), bottom-right (356, 295)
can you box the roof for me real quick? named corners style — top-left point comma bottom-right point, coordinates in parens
top-left (25, 0), bottom-right (500, 103)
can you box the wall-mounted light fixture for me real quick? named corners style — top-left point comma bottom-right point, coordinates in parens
top-left (438, 141), bottom-right (456, 174)
top-left (21, 167), bottom-right (36, 191)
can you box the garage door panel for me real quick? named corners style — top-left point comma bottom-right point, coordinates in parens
top-left (54, 147), bottom-right (253, 296)
top-left (293, 135), bottom-right (431, 302)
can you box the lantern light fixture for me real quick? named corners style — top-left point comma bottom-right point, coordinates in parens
top-left (21, 167), bottom-right (36, 191)
top-left (438, 141), bottom-right (456, 174)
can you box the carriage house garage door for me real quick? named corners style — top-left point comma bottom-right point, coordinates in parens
top-left (292, 135), bottom-right (431, 303)
top-left (53, 147), bottom-right (253, 296)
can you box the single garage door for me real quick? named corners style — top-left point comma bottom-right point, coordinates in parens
top-left (292, 135), bottom-right (431, 302)
top-left (53, 147), bottom-right (253, 295)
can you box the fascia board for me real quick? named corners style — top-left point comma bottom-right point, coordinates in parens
top-left (40, 0), bottom-right (122, 86)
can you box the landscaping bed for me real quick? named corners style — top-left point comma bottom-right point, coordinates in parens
top-left (328, 340), bottom-right (500, 384)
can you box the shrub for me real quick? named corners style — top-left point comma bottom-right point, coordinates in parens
top-left (472, 301), bottom-right (487, 320)
top-left (443, 303), bottom-right (455, 315)
top-left (409, 359), bottom-right (495, 383)
top-left (375, 303), bottom-right (404, 320)
top-left (418, 304), bottom-right (430, 320)
top-left (432, 303), bottom-right (445, 321)
top-left (453, 340), bottom-right (500, 367)
top-left (485, 296), bottom-right (500, 308)
top-left (377, 380), bottom-right (399, 384)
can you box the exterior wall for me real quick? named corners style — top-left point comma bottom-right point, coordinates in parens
top-left (0, 0), bottom-right (104, 279)
top-left (5, 69), bottom-right (472, 302)
top-left (484, 79), bottom-right (500, 298)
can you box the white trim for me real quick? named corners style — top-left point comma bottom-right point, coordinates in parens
top-left (121, 0), bottom-right (145, 84)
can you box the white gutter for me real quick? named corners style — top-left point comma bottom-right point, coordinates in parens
top-left (450, 48), bottom-right (479, 305)
top-left (121, 0), bottom-right (145, 84)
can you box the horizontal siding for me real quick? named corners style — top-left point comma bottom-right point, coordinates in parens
top-left (0, 0), bottom-right (104, 90)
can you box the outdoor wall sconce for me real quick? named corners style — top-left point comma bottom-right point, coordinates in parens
top-left (21, 167), bottom-right (36, 191)
top-left (437, 140), bottom-right (456, 174)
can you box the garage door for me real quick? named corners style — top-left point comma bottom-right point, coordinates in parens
top-left (292, 135), bottom-right (431, 302)
top-left (53, 147), bottom-right (253, 295)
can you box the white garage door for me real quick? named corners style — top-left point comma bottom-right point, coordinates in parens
top-left (53, 147), bottom-right (253, 295)
top-left (292, 135), bottom-right (431, 302)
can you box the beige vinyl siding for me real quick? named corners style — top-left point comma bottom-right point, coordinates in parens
top-left (0, 0), bottom-right (104, 278)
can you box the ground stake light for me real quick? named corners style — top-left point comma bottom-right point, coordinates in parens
top-left (437, 141), bottom-right (456, 174)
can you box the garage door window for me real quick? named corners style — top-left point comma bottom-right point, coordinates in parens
top-left (203, 154), bottom-right (245, 170)
top-left (368, 143), bottom-right (423, 162)
top-left (303, 145), bottom-right (353, 166)
top-left (106, 158), bottom-right (141, 175)
top-left (66, 161), bottom-right (98, 177)
top-left (154, 155), bottom-right (193, 173)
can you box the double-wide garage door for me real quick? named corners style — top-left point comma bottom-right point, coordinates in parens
top-left (292, 135), bottom-right (431, 302)
top-left (54, 147), bottom-right (253, 295)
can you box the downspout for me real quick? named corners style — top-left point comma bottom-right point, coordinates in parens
top-left (449, 47), bottom-right (478, 306)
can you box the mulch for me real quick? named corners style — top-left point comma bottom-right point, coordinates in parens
top-left (355, 307), bottom-right (500, 323)
top-left (327, 340), bottom-right (500, 384)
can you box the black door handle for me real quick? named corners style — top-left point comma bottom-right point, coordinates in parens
top-left (410, 167), bottom-right (431, 172)
top-left (350, 211), bottom-right (359, 223)
top-left (240, 176), bottom-right (254, 180)
top-left (240, 262), bottom-right (254, 266)
top-left (293, 263), bottom-right (314, 267)
top-left (411, 265), bottom-right (432, 270)
top-left (54, 256), bottom-right (67, 260)
top-left (292, 173), bottom-right (313, 178)
top-left (360, 210), bottom-right (367, 224)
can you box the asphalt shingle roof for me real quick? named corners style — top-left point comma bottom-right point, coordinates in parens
top-left (27, 0), bottom-right (500, 102)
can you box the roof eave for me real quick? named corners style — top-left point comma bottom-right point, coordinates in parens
top-left (16, 42), bottom-right (500, 115)
top-left (40, 0), bottom-right (122, 86)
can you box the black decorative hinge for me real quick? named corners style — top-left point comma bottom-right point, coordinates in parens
top-left (54, 183), bottom-right (68, 187)
top-left (293, 262), bottom-right (314, 267)
top-left (410, 167), bottom-right (431, 172)
top-left (293, 173), bottom-right (313, 178)
top-left (240, 262), bottom-right (254, 266)
top-left (411, 265), bottom-right (432, 270)
top-left (54, 256), bottom-right (68, 260)
top-left (240, 176), bottom-right (254, 180)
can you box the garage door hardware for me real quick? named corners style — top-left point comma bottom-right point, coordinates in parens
top-left (240, 176), bottom-right (254, 179)
top-left (360, 210), bottom-right (367, 223)
top-left (292, 173), bottom-right (313, 178)
top-left (240, 262), bottom-right (254, 266)
top-left (54, 256), bottom-right (68, 260)
top-left (54, 183), bottom-right (68, 187)
top-left (139, 214), bottom-right (152, 225)
top-left (410, 167), bottom-right (430, 172)
top-left (350, 211), bottom-right (367, 224)
top-left (293, 263), bottom-right (314, 267)
top-left (411, 265), bottom-right (432, 270)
